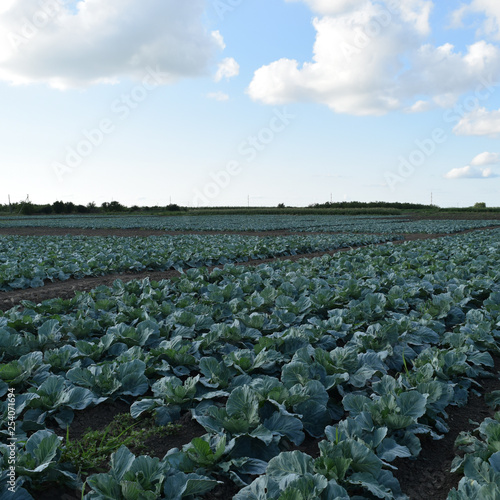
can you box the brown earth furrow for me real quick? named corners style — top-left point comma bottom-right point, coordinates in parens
top-left (0, 243), bottom-right (374, 311)
top-left (0, 228), bottom-right (497, 311)
top-left (0, 227), bottom-right (307, 237)
top-left (0, 224), bottom-right (498, 238)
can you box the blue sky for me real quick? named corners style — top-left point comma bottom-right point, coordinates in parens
top-left (1, 0), bottom-right (500, 208)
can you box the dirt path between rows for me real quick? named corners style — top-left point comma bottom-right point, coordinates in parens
top-left (0, 224), bottom-right (499, 238)
top-left (0, 246), bottom-right (358, 311)
top-left (0, 228), bottom-right (497, 312)
top-left (0, 227), bottom-right (308, 237)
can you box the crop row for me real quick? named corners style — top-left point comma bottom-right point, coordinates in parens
top-left (0, 233), bottom-right (397, 291)
top-left (1, 230), bottom-right (500, 498)
top-left (0, 214), bottom-right (498, 233)
top-left (448, 403), bottom-right (500, 498)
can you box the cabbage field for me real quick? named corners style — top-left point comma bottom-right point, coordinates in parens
top-left (0, 214), bottom-right (498, 233)
top-left (0, 233), bottom-right (400, 291)
top-left (1, 218), bottom-right (500, 499)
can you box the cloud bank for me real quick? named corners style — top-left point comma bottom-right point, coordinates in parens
top-left (248, 0), bottom-right (500, 116)
top-left (471, 151), bottom-right (500, 166)
top-left (0, 0), bottom-right (222, 89)
top-left (445, 150), bottom-right (500, 179)
top-left (453, 108), bottom-right (500, 136)
top-left (444, 165), bottom-right (497, 179)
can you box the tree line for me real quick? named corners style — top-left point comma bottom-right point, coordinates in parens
top-left (1, 200), bottom-right (185, 215)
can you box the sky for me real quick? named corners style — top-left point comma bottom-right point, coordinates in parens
top-left (1, 0), bottom-right (500, 208)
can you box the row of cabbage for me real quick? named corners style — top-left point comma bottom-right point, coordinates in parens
top-left (0, 214), bottom-right (498, 234)
top-left (448, 402), bottom-right (500, 499)
top-left (1, 230), bottom-right (500, 498)
top-left (0, 233), bottom-right (398, 291)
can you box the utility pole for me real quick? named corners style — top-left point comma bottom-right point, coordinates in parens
top-left (431, 192), bottom-right (433, 206)
top-left (248, 195), bottom-right (250, 208)
top-left (18, 194), bottom-right (29, 215)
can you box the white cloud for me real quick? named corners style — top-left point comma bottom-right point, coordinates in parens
top-left (398, 0), bottom-right (434, 35)
top-left (0, 0), bottom-right (16, 16)
top-left (444, 165), bottom-right (497, 179)
top-left (212, 30), bottom-right (226, 50)
top-left (405, 99), bottom-right (435, 113)
top-left (207, 91), bottom-right (229, 101)
top-left (451, 0), bottom-right (500, 39)
top-left (471, 151), bottom-right (500, 166)
top-left (0, 0), bottom-right (221, 89)
top-left (449, 4), bottom-right (469, 29)
top-left (453, 107), bottom-right (500, 136)
top-left (248, 0), bottom-right (500, 116)
top-left (214, 57), bottom-right (239, 82)
top-left (285, 0), bottom-right (368, 16)
top-left (400, 41), bottom-right (500, 98)
top-left (285, 0), bottom-right (433, 32)
top-left (445, 151), bottom-right (500, 180)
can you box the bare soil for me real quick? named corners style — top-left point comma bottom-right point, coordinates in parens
top-left (56, 401), bottom-right (207, 456)
top-left (0, 227), bottom-right (315, 237)
top-left (0, 269), bottom-right (182, 311)
top-left (405, 213), bottom-right (500, 221)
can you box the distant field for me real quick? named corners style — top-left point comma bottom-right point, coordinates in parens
top-left (0, 214), bottom-right (499, 233)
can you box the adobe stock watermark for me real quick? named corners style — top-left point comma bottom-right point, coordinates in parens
top-left (341, 7), bottom-right (392, 61)
top-left (384, 129), bottom-right (448, 191)
top-left (340, 0), bottom-right (410, 62)
top-left (52, 66), bottom-right (168, 182)
top-left (192, 107), bottom-right (295, 206)
top-left (442, 74), bottom-right (499, 124)
top-left (212, 0), bottom-right (245, 21)
top-left (5, 388), bottom-right (17, 495)
top-left (384, 74), bottom-right (500, 192)
top-left (8, 0), bottom-right (64, 52)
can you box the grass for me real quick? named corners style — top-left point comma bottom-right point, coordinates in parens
top-left (61, 413), bottom-right (181, 475)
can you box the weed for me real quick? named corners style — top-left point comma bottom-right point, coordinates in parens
top-left (61, 413), bottom-right (181, 474)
